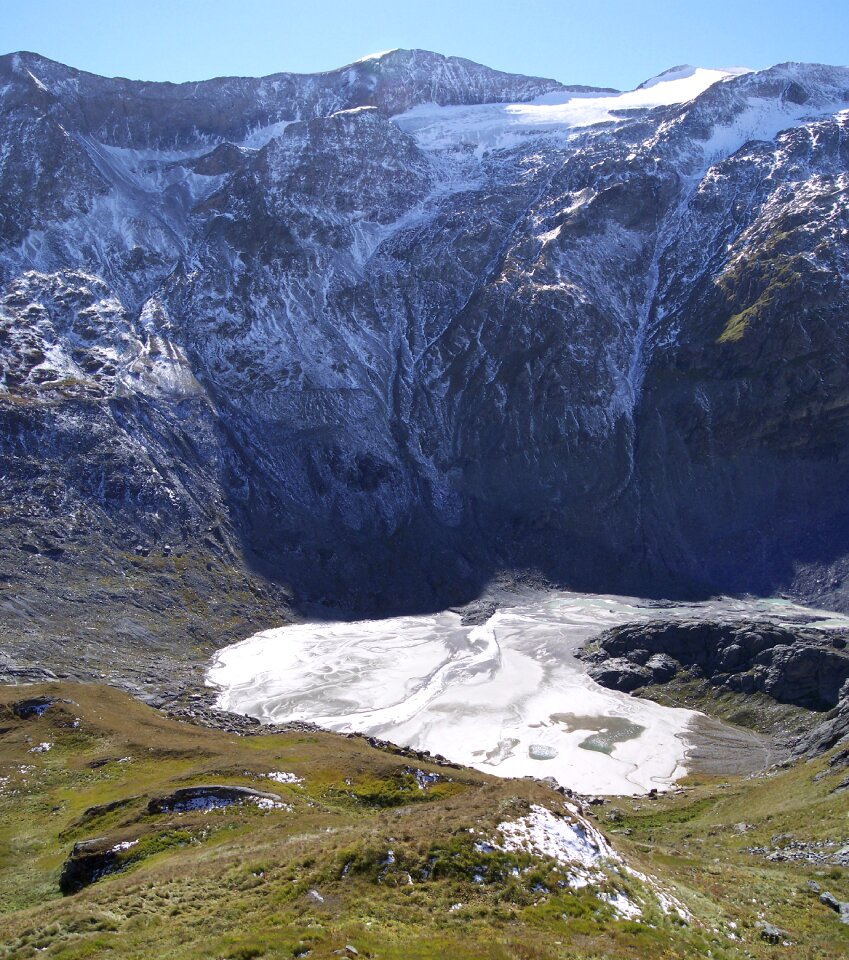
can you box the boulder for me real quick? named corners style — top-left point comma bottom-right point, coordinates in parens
top-left (820, 890), bottom-right (842, 912)
top-left (756, 921), bottom-right (787, 944)
top-left (60, 838), bottom-right (121, 894)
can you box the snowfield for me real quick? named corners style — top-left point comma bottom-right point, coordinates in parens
top-left (394, 66), bottom-right (750, 153)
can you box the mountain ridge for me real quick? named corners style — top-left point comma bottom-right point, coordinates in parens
top-left (0, 46), bottom-right (613, 94)
top-left (1, 52), bottom-right (849, 680)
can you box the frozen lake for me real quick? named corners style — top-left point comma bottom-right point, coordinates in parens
top-left (207, 591), bottom-right (848, 795)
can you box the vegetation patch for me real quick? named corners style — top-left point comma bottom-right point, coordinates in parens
top-left (2, 681), bottom-right (849, 958)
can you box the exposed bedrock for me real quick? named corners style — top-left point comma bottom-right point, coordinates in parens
top-left (580, 618), bottom-right (849, 752)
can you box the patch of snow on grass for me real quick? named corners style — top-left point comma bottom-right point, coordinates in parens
top-left (601, 889), bottom-right (642, 919)
top-left (266, 771), bottom-right (304, 785)
top-left (624, 865), bottom-right (692, 920)
top-left (496, 804), bottom-right (616, 870)
top-left (110, 840), bottom-right (139, 853)
top-left (493, 802), bottom-right (690, 919)
top-left (254, 797), bottom-right (292, 811)
top-left (407, 767), bottom-right (441, 790)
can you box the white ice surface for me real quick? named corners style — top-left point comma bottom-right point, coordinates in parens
top-left (394, 67), bottom-right (749, 153)
top-left (208, 591), bottom-right (847, 796)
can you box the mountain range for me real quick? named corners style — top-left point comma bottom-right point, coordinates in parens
top-left (2, 48), bottom-right (849, 639)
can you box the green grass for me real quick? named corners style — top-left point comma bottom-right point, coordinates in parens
top-left (1, 682), bottom-right (848, 959)
top-left (715, 243), bottom-right (807, 344)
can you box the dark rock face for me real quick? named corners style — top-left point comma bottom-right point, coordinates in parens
top-left (585, 658), bottom-right (653, 693)
top-left (59, 838), bottom-right (122, 894)
top-left (582, 619), bottom-right (849, 710)
top-left (798, 696), bottom-right (849, 755)
top-left (581, 618), bottom-right (849, 753)
top-left (3, 50), bottom-right (849, 629)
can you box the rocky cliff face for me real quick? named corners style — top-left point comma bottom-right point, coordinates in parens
top-left (2, 50), bottom-right (849, 629)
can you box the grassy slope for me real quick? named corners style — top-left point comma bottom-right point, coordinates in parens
top-left (0, 683), bottom-right (847, 960)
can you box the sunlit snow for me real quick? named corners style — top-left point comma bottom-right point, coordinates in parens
top-left (394, 66), bottom-right (750, 153)
top-left (495, 803), bottom-right (616, 870)
top-left (353, 49), bottom-right (400, 64)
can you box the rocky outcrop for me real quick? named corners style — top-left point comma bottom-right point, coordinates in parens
top-left (59, 838), bottom-right (128, 894)
top-left (796, 697), bottom-right (849, 756)
top-left (582, 619), bottom-right (849, 709)
top-left (820, 891), bottom-right (849, 925)
top-left (580, 619), bottom-right (849, 751)
top-left (146, 784), bottom-right (282, 814)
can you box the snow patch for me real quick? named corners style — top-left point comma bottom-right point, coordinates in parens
top-left (492, 803), bottom-right (690, 920)
top-left (241, 120), bottom-right (293, 149)
top-left (254, 797), bottom-right (292, 811)
top-left (638, 64), bottom-right (751, 91)
top-left (623, 864), bottom-right (692, 920)
top-left (408, 768), bottom-right (441, 790)
top-left (601, 889), bottom-right (643, 919)
top-left (495, 804), bottom-right (616, 871)
top-left (353, 50), bottom-right (400, 64)
top-left (265, 771), bottom-right (304, 785)
top-left (110, 840), bottom-right (139, 853)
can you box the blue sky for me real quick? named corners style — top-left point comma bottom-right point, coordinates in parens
top-left (3, 0), bottom-right (848, 91)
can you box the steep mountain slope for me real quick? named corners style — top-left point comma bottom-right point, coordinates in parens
top-left (2, 49), bottom-right (849, 655)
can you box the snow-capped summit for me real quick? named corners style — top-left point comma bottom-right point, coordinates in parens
top-left (352, 49), bottom-right (400, 63)
top-left (637, 64), bottom-right (751, 91)
top-left (393, 63), bottom-right (764, 154)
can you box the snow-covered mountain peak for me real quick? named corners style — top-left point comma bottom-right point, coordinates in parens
top-left (632, 65), bottom-right (751, 101)
top-left (3, 50), bottom-right (849, 614)
top-left (352, 49), bottom-right (400, 64)
top-left (637, 64), bottom-right (751, 91)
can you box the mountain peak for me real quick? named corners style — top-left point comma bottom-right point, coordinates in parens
top-left (637, 64), bottom-right (752, 92)
top-left (351, 48), bottom-right (401, 64)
